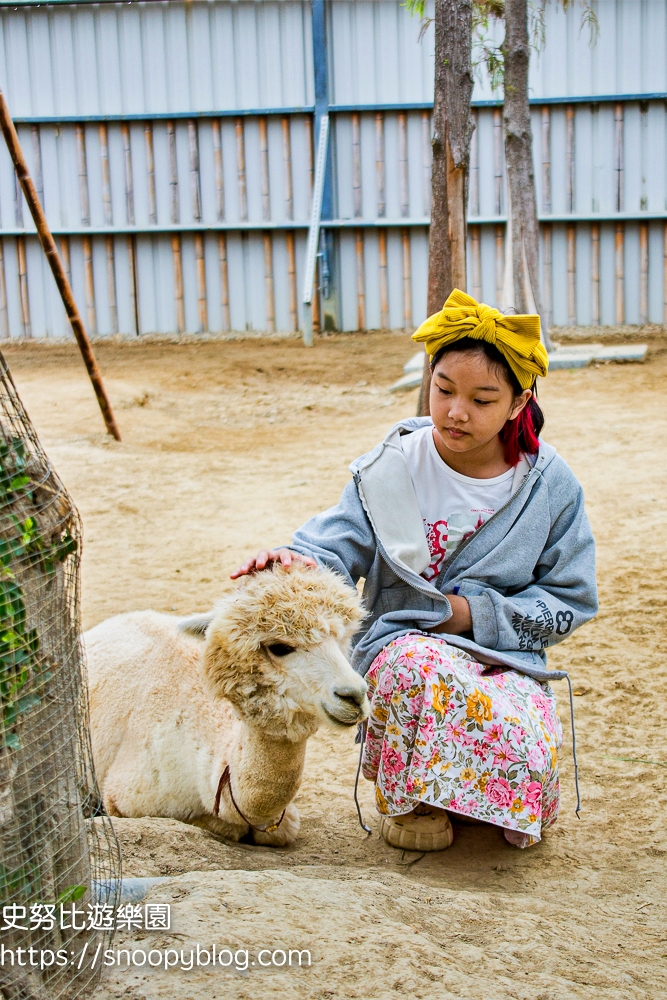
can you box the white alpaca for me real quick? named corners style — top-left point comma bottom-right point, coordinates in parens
top-left (85, 563), bottom-right (368, 846)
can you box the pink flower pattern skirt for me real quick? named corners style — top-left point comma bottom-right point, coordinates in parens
top-left (361, 634), bottom-right (562, 843)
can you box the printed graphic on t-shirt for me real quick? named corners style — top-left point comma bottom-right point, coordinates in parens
top-left (423, 509), bottom-right (494, 582)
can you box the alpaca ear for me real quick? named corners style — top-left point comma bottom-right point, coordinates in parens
top-left (178, 612), bottom-right (215, 638)
top-left (201, 611), bottom-right (262, 707)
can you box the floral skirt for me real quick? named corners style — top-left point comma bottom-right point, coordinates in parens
top-left (361, 634), bottom-right (563, 842)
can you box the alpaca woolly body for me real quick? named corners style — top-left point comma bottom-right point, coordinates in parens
top-left (85, 563), bottom-right (369, 846)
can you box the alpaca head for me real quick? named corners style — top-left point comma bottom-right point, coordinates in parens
top-left (182, 562), bottom-right (369, 741)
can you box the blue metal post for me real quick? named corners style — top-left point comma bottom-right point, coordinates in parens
top-left (311, 0), bottom-right (339, 332)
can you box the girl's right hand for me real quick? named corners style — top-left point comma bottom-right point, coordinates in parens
top-left (230, 548), bottom-right (317, 579)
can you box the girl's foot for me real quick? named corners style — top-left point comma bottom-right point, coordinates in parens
top-left (379, 804), bottom-right (454, 852)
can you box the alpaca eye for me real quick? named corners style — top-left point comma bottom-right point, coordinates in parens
top-left (267, 642), bottom-right (295, 657)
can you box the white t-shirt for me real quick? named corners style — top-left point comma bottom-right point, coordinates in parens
top-left (401, 426), bottom-right (514, 582)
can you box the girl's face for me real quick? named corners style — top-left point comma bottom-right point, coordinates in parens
top-left (429, 350), bottom-right (532, 458)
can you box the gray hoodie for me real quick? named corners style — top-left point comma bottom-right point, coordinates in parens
top-left (289, 417), bottom-right (598, 683)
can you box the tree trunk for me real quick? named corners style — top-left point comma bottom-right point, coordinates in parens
top-left (502, 0), bottom-right (554, 351)
top-left (418, 0), bottom-right (474, 416)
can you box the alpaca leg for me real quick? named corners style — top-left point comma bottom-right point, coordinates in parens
top-left (251, 803), bottom-right (300, 847)
top-left (191, 814), bottom-right (249, 842)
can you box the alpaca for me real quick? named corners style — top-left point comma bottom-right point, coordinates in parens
top-left (85, 563), bottom-right (368, 847)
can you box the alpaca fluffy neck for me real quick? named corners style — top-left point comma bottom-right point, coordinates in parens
top-left (225, 723), bottom-right (307, 826)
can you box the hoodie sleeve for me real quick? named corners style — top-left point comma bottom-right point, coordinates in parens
top-left (287, 478), bottom-right (377, 587)
top-left (465, 477), bottom-right (598, 653)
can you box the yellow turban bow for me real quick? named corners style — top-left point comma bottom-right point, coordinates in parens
top-left (412, 289), bottom-right (549, 390)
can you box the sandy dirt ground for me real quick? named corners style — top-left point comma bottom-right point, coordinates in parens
top-left (5, 331), bottom-right (667, 999)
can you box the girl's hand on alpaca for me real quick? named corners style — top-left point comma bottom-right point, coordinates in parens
top-left (433, 595), bottom-right (472, 635)
top-left (230, 548), bottom-right (317, 579)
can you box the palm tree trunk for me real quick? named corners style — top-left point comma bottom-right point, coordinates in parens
top-left (418, 0), bottom-right (474, 416)
top-left (502, 0), bottom-right (554, 351)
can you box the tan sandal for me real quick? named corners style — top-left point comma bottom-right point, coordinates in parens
top-left (379, 804), bottom-right (454, 852)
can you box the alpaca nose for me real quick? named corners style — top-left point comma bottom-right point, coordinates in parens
top-left (333, 684), bottom-right (366, 708)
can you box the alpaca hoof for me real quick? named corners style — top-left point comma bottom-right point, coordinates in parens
top-left (380, 805), bottom-right (454, 852)
top-left (251, 803), bottom-right (300, 847)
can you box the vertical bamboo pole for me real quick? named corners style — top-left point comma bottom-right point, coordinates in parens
top-left (105, 237), bottom-right (118, 334)
top-left (17, 236), bottom-right (31, 338)
top-left (99, 124), bottom-right (118, 334)
top-left (398, 111), bottom-right (411, 324)
top-left (566, 105), bottom-right (575, 214)
top-left (128, 235), bottom-right (140, 336)
top-left (76, 123), bottom-right (96, 335)
top-left (212, 119), bottom-right (225, 222)
top-left (82, 236), bottom-right (96, 336)
top-left (352, 111), bottom-right (365, 331)
top-left (540, 107), bottom-right (552, 331)
top-left (542, 224), bottom-right (553, 331)
top-left (194, 233), bottom-right (207, 332)
top-left (263, 233), bottom-right (275, 334)
top-left (286, 230), bottom-right (297, 331)
top-left (211, 118), bottom-right (229, 331)
top-left (281, 116), bottom-right (293, 220)
top-left (398, 111), bottom-right (409, 218)
top-left (590, 222), bottom-right (600, 326)
top-left (235, 118), bottom-right (247, 221)
top-left (614, 103), bottom-right (624, 214)
top-left (99, 123), bottom-right (112, 225)
top-left (305, 114), bottom-right (314, 210)
top-left (493, 108), bottom-right (503, 216)
top-left (282, 116), bottom-right (297, 331)
top-left (305, 115), bottom-right (319, 336)
top-left (172, 234), bottom-right (185, 334)
top-left (421, 110), bottom-right (431, 217)
top-left (355, 228), bottom-right (365, 331)
top-left (615, 222), bottom-right (625, 325)
top-left (471, 225), bottom-right (482, 302)
top-left (167, 121), bottom-right (184, 333)
top-left (167, 121), bottom-right (179, 223)
top-left (189, 120), bottom-right (206, 332)
top-left (402, 227), bottom-right (412, 331)
top-left (235, 117), bottom-right (249, 331)
top-left (469, 109), bottom-right (479, 217)
top-left (352, 112), bottom-right (362, 217)
top-left (122, 122), bottom-right (138, 336)
top-left (375, 112), bottom-right (385, 219)
top-left (0, 238), bottom-right (8, 339)
top-left (541, 106), bottom-right (551, 214)
top-left (75, 124), bottom-right (90, 225)
top-left (144, 122), bottom-right (157, 225)
top-left (495, 224), bottom-right (504, 305)
top-left (639, 221), bottom-right (648, 325)
top-left (218, 232), bottom-right (230, 332)
top-left (378, 228), bottom-right (389, 330)
top-left (640, 101), bottom-right (648, 210)
top-left (614, 104), bottom-right (624, 325)
top-left (258, 117), bottom-right (270, 220)
top-left (188, 120), bottom-right (202, 222)
top-left (0, 90), bottom-right (120, 437)
top-left (566, 222), bottom-right (576, 326)
top-left (258, 117), bottom-right (274, 333)
top-left (376, 112), bottom-right (387, 327)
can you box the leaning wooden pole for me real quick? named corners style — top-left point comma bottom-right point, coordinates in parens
top-left (0, 89), bottom-right (121, 440)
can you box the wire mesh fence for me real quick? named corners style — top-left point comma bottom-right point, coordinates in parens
top-left (0, 351), bottom-right (121, 998)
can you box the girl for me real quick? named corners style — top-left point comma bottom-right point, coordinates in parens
top-left (232, 289), bottom-right (597, 851)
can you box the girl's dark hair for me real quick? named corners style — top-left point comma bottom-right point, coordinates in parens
top-left (431, 337), bottom-right (544, 467)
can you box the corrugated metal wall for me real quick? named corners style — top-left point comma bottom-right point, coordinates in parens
top-left (0, 0), bottom-right (665, 338)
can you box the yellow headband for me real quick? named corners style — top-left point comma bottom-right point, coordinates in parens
top-left (412, 289), bottom-right (548, 390)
